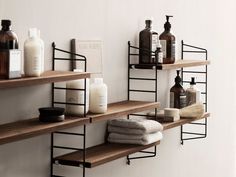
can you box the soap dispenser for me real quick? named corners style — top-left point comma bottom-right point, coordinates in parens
top-left (139, 19), bottom-right (158, 64)
top-left (159, 15), bottom-right (176, 64)
top-left (170, 70), bottom-right (186, 109)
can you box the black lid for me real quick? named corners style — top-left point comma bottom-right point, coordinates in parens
top-left (164, 15), bottom-right (173, 31)
top-left (39, 107), bottom-right (65, 116)
top-left (190, 77), bottom-right (196, 85)
top-left (1, 19), bottom-right (11, 26)
top-left (175, 70), bottom-right (182, 83)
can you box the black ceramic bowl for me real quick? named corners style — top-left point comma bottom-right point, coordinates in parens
top-left (38, 107), bottom-right (65, 117)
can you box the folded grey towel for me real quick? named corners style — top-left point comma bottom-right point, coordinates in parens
top-left (108, 119), bottom-right (163, 135)
top-left (108, 131), bottom-right (163, 145)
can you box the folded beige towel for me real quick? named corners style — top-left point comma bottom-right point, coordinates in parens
top-left (108, 131), bottom-right (163, 145)
top-left (108, 119), bottom-right (163, 135)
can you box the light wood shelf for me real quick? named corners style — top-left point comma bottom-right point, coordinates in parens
top-left (54, 141), bottom-right (160, 168)
top-left (0, 116), bottom-right (90, 145)
top-left (53, 112), bottom-right (210, 168)
top-left (89, 100), bottom-right (160, 123)
top-left (0, 70), bottom-right (91, 89)
top-left (0, 101), bottom-right (159, 145)
top-left (162, 112), bottom-right (210, 130)
top-left (130, 59), bottom-right (210, 70)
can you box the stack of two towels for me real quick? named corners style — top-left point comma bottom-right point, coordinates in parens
top-left (107, 118), bottom-right (163, 145)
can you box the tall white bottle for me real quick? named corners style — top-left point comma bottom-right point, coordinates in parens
top-left (89, 78), bottom-right (107, 113)
top-left (24, 28), bottom-right (44, 76)
top-left (66, 69), bottom-right (89, 116)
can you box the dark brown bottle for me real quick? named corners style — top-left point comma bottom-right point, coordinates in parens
top-left (170, 70), bottom-right (186, 108)
top-left (159, 15), bottom-right (175, 64)
top-left (139, 19), bottom-right (158, 64)
top-left (0, 19), bottom-right (19, 79)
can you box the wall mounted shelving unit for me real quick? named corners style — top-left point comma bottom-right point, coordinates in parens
top-left (0, 41), bottom-right (210, 177)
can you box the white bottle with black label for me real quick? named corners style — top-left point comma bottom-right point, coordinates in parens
top-left (66, 69), bottom-right (89, 116)
top-left (24, 28), bottom-right (44, 76)
top-left (89, 78), bottom-right (107, 113)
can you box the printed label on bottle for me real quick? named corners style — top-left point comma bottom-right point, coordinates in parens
top-left (170, 92), bottom-right (174, 108)
top-left (171, 40), bottom-right (176, 59)
top-left (9, 50), bottom-right (21, 72)
top-left (152, 34), bottom-right (158, 52)
top-left (179, 94), bottom-right (187, 108)
top-left (160, 40), bottom-right (167, 58)
top-left (158, 51), bottom-right (163, 63)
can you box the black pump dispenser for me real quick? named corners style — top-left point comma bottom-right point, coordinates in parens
top-left (190, 77), bottom-right (196, 85)
top-left (175, 70), bottom-right (182, 83)
top-left (164, 15), bottom-right (173, 31)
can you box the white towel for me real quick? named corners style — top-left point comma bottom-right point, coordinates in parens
top-left (108, 119), bottom-right (163, 135)
top-left (108, 131), bottom-right (163, 145)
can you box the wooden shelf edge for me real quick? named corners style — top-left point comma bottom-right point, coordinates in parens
top-left (89, 100), bottom-right (160, 123)
top-left (54, 141), bottom-right (160, 168)
top-left (163, 112), bottom-right (210, 130)
top-left (0, 70), bottom-right (91, 89)
top-left (0, 116), bottom-right (90, 145)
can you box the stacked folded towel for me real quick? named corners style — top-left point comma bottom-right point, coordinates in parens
top-left (107, 118), bottom-right (163, 145)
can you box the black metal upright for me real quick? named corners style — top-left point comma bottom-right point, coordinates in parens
top-left (180, 40), bottom-right (208, 145)
top-left (126, 41), bottom-right (158, 164)
top-left (50, 42), bottom-right (88, 177)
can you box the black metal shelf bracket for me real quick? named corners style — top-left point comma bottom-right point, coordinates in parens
top-left (50, 42), bottom-right (87, 177)
top-left (127, 41), bottom-right (158, 164)
top-left (180, 40), bottom-right (208, 145)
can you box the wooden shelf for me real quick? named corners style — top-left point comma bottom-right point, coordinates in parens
top-left (162, 112), bottom-right (210, 130)
top-left (54, 141), bottom-right (160, 168)
top-left (130, 59), bottom-right (210, 70)
top-left (89, 100), bottom-right (160, 123)
top-left (0, 116), bottom-right (90, 145)
top-left (0, 70), bottom-right (91, 89)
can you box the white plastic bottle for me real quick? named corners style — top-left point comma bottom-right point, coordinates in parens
top-left (66, 69), bottom-right (89, 116)
top-left (89, 78), bottom-right (107, 113)
top-left (186, 77), bottom-right (201, 106)
top-left (24, 28), bottom-right (44, 76)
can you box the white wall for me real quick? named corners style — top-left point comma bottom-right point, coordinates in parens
top-left (0, 0), bottom-right (236, 177)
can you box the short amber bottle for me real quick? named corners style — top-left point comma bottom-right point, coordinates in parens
top-left (0, 19), bottom-right (19, 79)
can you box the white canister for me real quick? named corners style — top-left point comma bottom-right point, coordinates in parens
top-left (24, 28), bottom-right (44, 76)
top-left (66, 70), bottom-right (89, 116)
top-left (89, 78), bottom-right (107, 113)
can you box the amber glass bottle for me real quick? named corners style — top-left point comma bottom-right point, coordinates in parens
top-left (139, 19), bottom-right (158, 64)
top-left (0, 20), bottom-right (19, 79)
top-left (159, 15), bottom-right (175, 64)
top-left (170, 70), bottom-right (186, 109)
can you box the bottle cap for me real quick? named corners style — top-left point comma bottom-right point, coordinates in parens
top-left (28, 28), bottom-right (38, 38)
top-left (164, 15), bottom-right (173, 31)
top-left (1, 20), bottom-right (11, 26)
top-left (190, 77), bottom-right (196, 85)
top-left (175, 70), bottom-right (182, 83)
top-left (94, 78), bottom-right (103, 84)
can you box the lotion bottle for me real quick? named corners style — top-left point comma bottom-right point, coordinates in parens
top-left (66, 69), bottom-right (89, 116)
top-left (89, 78), bottom-right (107, 113)
top-left (24, 28), bottom-right (44, 76)
top-left (159, 15), bottom-right (176, 64)
top-left (186, 77), bottom-right (200, 106)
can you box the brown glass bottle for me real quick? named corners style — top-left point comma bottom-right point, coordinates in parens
top-left (0, 20), bottom-right (19, 79)
top-left (170, 70), bottom-right (186, 109)
top-left (159, 15), bottom-right (175, 64)
top-left (139, 19), bottom-right (158, 64)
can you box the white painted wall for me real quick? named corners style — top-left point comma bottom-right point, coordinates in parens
top-left (0, 0), bottom-right (236, 177)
